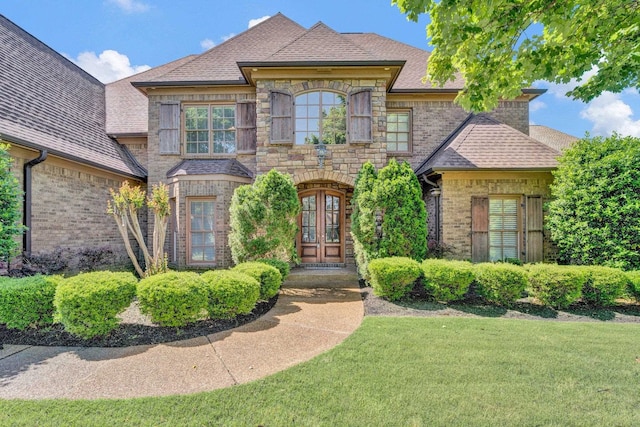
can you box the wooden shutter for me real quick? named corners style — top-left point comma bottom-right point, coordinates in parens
top-left (349, 90), bottom-right (372, 143)
top-left (471, 196), bottom-right (489, 262)
top-left (526, 195), bottom-right (544, 263)
top-left (236, 101), bottom-right (256, 152)
top-left (271, 92), bottom-right (292, 143)
top-left (159, 103), bottom-right (180, 154)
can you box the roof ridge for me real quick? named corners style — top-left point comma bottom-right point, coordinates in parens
top-left (107, 54), bottom-right (199, 85)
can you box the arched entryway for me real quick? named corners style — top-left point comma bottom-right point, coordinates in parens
top-left (297, 188), bottom-right (345, 263)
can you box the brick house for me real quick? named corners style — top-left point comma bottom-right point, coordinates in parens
top-left (0, 13), bottom-right (575, 270)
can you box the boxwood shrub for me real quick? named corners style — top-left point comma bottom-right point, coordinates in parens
top-left (526, 264), bottom-right (587, 309)
top-left (581, 266), bottom-right (629, 306)
top-left (53, 271), bottom-right (137, 339)
top-left (137, 272), bottom-right (208, 327)
top-left (0, 275), bottom-right (62, 329)
top-left (233, 261), bottom-right (282, 300)
top-left (256, 258), bottom-right (291, 281)
top-left (201, 270), bottom-right (260, 319)
top-left (473, 263), bottom-right (528, 306)
top-left (421, 259), bottom-right (474, 302)
top-left (627, 271), bottom-right (640, 302)
top-left (368, 257), bottom-right (422, 301)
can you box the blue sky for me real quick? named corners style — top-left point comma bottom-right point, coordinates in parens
top-left (2, 0), bottom-right (639, 138)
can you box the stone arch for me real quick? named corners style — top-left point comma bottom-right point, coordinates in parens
top-left (290, 80), bottom-right (353, 96)
top-left (292, 170), bottom-right (355, 187)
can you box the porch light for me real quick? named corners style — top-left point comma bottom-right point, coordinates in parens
top-left (315, 143), bottom-right (327, 167)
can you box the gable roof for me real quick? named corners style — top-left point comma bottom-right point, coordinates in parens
top-left (529, 125), bottom-right (579, 152)
top-left (106, 54), bottom-right (197, 136)
top-left (415, 114), bottom-right (560, 176)
top-left (0, 14), bottom-right (145, 179)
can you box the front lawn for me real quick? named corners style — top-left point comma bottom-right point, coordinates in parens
top-left (2, 317), bottom-right (639, 426)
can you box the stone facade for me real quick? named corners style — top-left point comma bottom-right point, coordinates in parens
top-left (430, 171), bottom-right (556, 262)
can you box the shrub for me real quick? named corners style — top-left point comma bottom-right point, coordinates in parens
top-left (368, 257), bottom-right (422, 301)
top-left (233, 262), bottom-right (282, 300)
top-left (0, 275), bottom-right (62, 329)
top-left (421, 259), bottom-right (474, 302)
top-left (527, 264), bottom-right (587, 309)
top-left (256, 258), bottom-right (291, 281)
top-left (627, 271), bottom-right (640, 302)
top-left (581, 266), bottom-right (629, 306)
top-left (473, 263), bottom-right (527, 306)
top-left (201, 270), bottom-right (260, 319)
top-left (0, 141), bottom-right (26, 263)
top-left (137, 272), bottom-right (208, 327)
top-left (53, 271), bottom-right (137, 339)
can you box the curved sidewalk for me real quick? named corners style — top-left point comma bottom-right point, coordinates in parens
top-left (0, 269), bottom-right (363, 400)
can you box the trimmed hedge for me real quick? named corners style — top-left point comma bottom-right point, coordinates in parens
top-left (368, 257), bottom-right (422, 301)
top-left (201, 270), bottom-right (260, 319)
top-left (256, 258), bottom-right (291, 281)
top-left (53, 271), bottom-right (137, 339)
top-left (627, 271), bottom-right (640, 302)
top-left (421, 259), bottom-right (474, 302)
top-left (233, 262), bottom-right (282, 300)
top-left (137, 272), bottom-right (208, 327)
top-left (581, 266), bottom-right (629, 306)
top-left (527, 264), bottom-right (587, 309)
top-left (473, 263), bottom-right (528, 306)
top-left (0, 275), bottom-right (62, 329)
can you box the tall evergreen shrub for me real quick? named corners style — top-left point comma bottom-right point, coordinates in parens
top-left (0, 142), bottom-right (25, 263)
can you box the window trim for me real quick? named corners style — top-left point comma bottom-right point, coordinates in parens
top-left (186, 197), bottom-right (217, 266)
top-left (386, 109), bottom-right (412, 154)
top-left (294, 90), bottom-right (347, 145)
top-left (488, 195), bottom-right (521, 262)
top-left (183, 103), bottom-right (237, 156)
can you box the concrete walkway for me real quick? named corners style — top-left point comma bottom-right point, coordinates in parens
top-left (0, 269), bottom-right (363, 400)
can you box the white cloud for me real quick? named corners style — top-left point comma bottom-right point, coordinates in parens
top-left (580, 92), bottom-right (640, 137)
top-left (200, 38), bottom-right (215, 51)
top-left (70, 50), bottom-right (151, 83)
top-left (221, 33), bottom-right (236, 42)
top-left (248, 16), bottom-right (270, 28)
top-left (108, 0), bottom-right (149, 13)
top-left (538, 66), bottom-right (599, 100)
top-left (529, 100), bottom-right (546, 112)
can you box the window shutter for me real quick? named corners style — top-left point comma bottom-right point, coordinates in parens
top-left (526, 195), bottom-right (544, 263)
top-left (271, 91), bottom-right (292, 143)
top-left (471, 196), bottom-right (489, 262)
top-left (349, 90), bottom-right (372, 143)
top-left (236, 101), bottom-right (256, 152)
top-left (159, 103), bottom-right (180, 154)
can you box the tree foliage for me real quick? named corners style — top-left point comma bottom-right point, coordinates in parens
top-left (547, 134), bottom-right (640, 270)
top-left (0, 142), bottom-right (25, 263)
top-left (351, 160), bottom-right (427, 278)
top-left (108, 181), bottom-right (170, 277)
top-left (229, 169), bottom-right (301, 264)
top-left (393, 0), bottom-right (640, 111)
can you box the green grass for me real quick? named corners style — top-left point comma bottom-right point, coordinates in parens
top-left (2, 317), bottom-right (639, 426)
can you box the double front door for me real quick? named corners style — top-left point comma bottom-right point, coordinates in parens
top-left (298, 190), bottom-right (344, 263)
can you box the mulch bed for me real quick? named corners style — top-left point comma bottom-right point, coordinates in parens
top-left (0, 296), bottom-right (277, 348)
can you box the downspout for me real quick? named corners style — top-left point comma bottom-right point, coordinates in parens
top-left (23, 150), bottom-right (47, 258)
top-left (422, 174), bottom-right (441, 245)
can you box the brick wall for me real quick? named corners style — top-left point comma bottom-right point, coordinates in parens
top-left (431, 171), bottom-right (556, 261)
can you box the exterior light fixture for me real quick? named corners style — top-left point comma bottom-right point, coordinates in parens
top-left (315, 143), bottom-right (327, 167)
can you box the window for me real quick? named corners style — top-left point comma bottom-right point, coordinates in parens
top-left (184, 105), bottom-right (236, 154)
top-left (489, 197), bottom-right (519, 261)
top-left (295, 91), bottom-right (346, 145)
top-left (188, 199), bottom-right (215, 263)
top-left (386, 111), bottom-right (411, 152)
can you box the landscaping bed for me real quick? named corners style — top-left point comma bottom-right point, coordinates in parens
top-left (0, 295), bottom-right (277, 347)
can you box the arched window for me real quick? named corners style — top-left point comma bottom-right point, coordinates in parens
top-left (295, 91), bottom-right (346, 145)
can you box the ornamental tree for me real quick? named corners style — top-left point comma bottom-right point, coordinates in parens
top-left (108, 182), bottom-right (170, 277)
top-left (393, 0), bottom-right (640, 111)
top-left (547, 134), bottom-right (640, 270)
top-left (229, 169), bottom-right (301, 264)
top-left (0, 142), bottom-right (25, 263)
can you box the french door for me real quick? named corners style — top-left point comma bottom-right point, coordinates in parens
top-left (298, 190), bottom-right (344, 263)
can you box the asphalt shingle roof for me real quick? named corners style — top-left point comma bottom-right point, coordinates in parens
top-left (415, 114), bottom-right (560, 175)
top-left (529, 125), bottom-right (579, 152)
top-left (166, 159), bottom-right (253, 179)
top-left (0, 14), bottom-right (145, 179)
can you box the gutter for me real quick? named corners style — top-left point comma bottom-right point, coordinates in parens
top-left (23, 150), bottom-right (47, 257)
